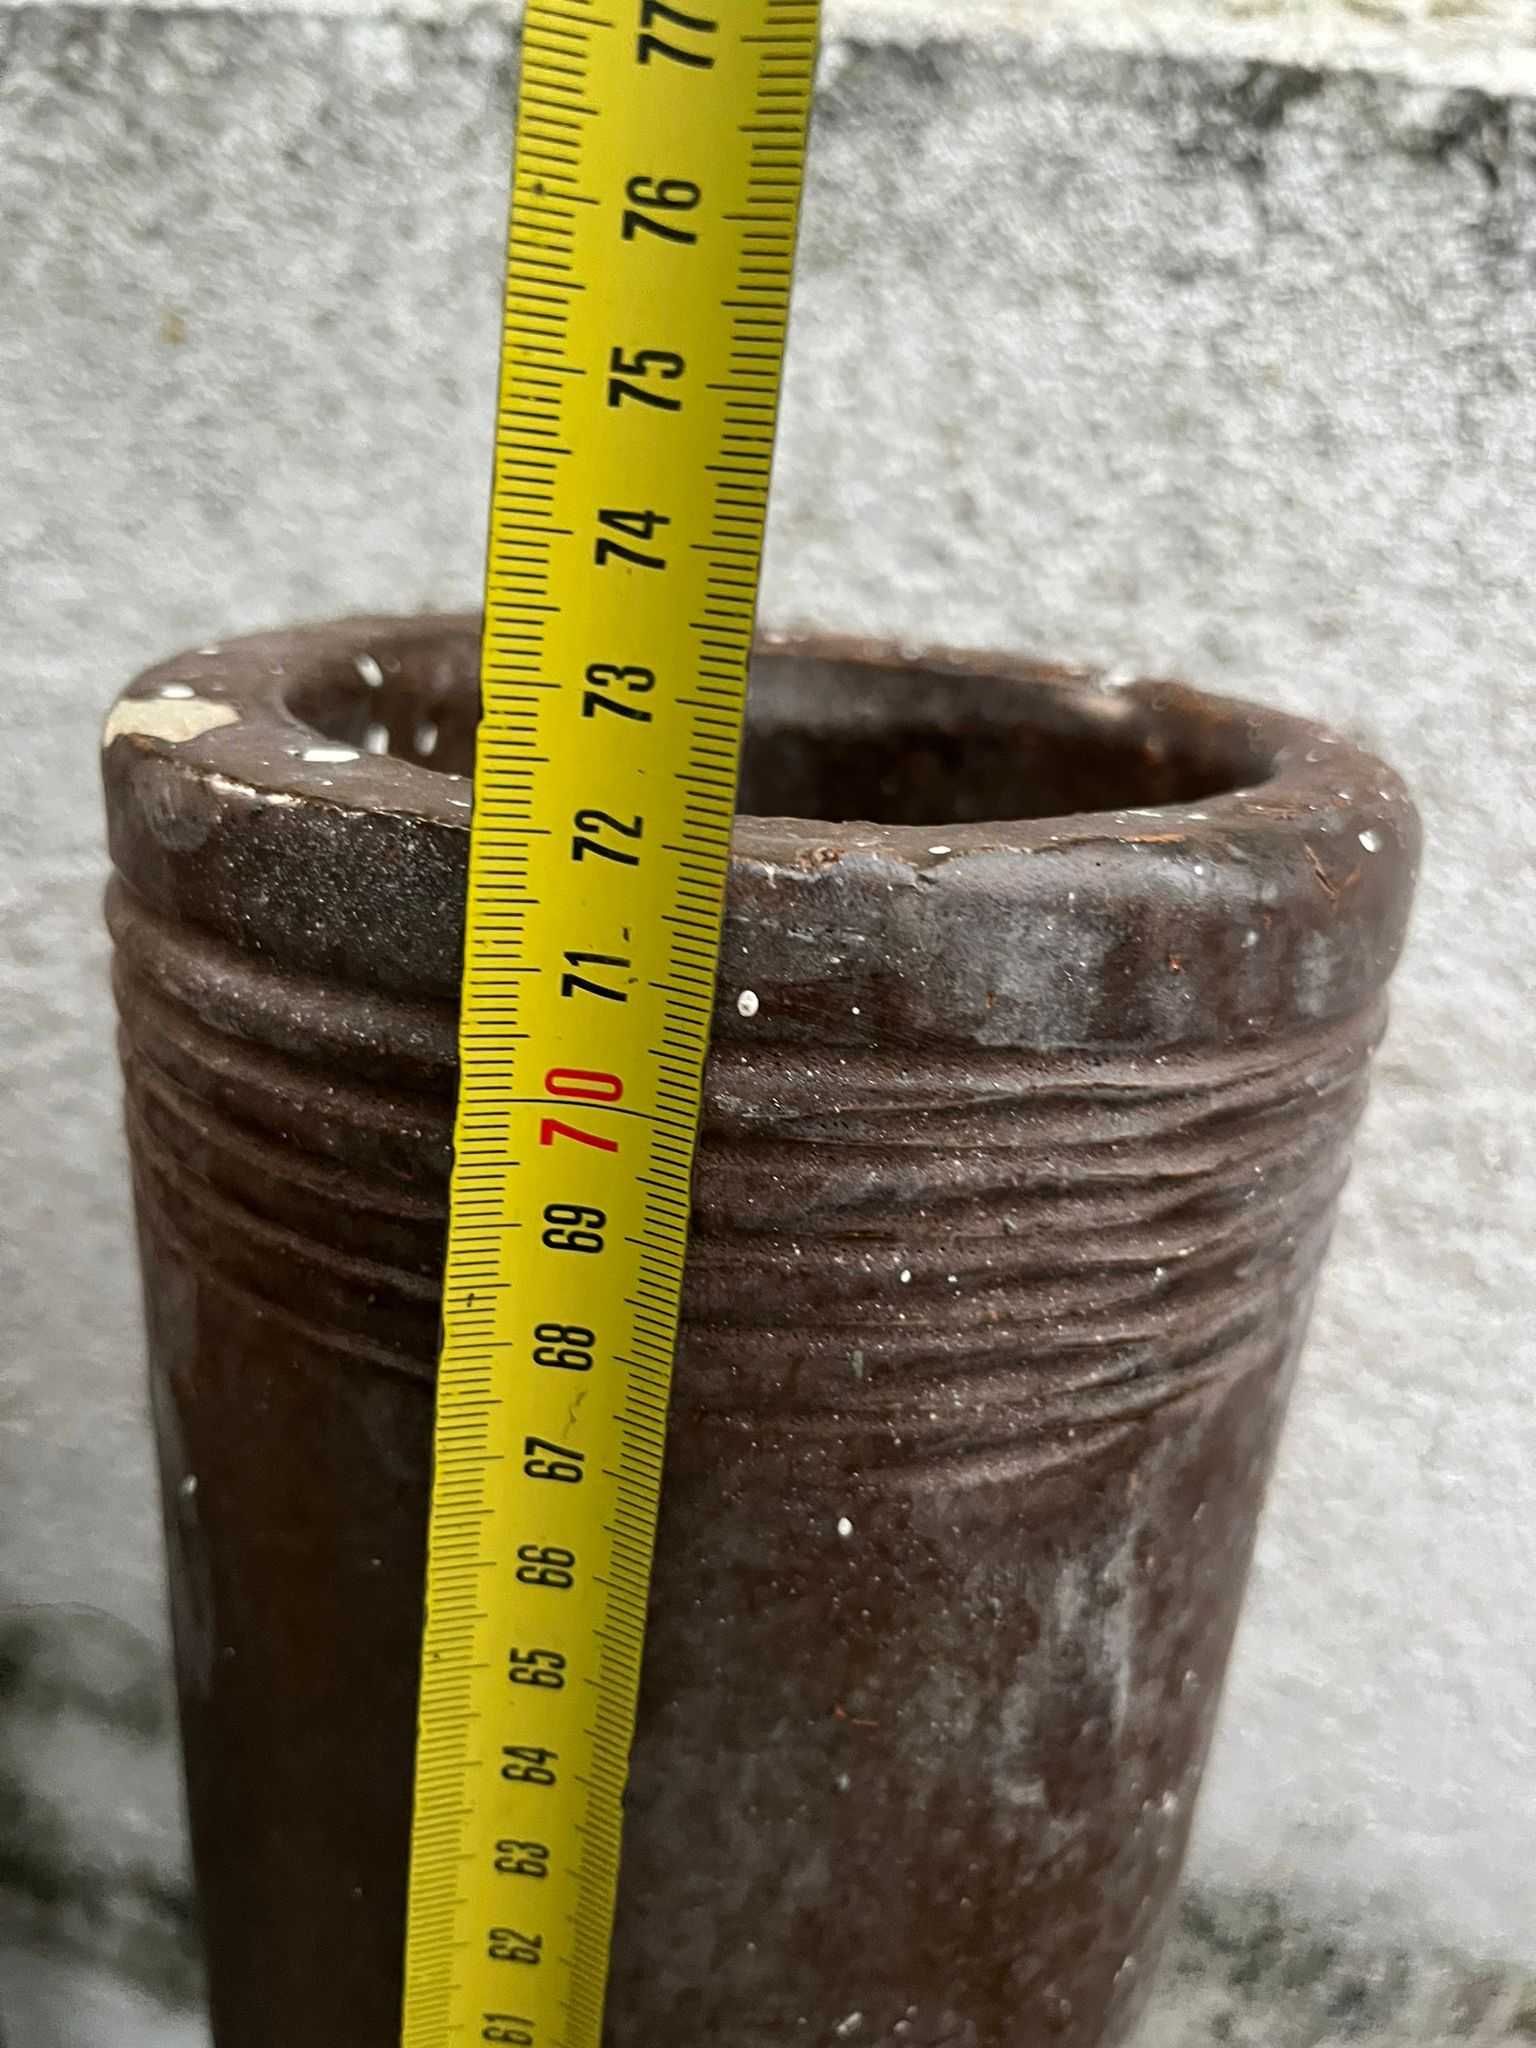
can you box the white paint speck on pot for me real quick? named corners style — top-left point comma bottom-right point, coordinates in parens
top-left (102, 697), bottom-right (240, 748)
top-left (156, 682), bottom-right (196, 700)
top-left (301, 744), bottom-right (360, 765)
top-left (835, 2016), bottom-right (864, 2039)
top-left (929, 845), bottom-right (951, 855)
top-left (355, 654), bottom-right (385, 688)
top-left (899, 1269), bottom-right (912, 1284)
top-left (836, 1517), bottom-right (854, 1538)
top-left (737, 989), bottom-right (760, 1018)
top-left (1359, 829), bottom-right (1383, 852)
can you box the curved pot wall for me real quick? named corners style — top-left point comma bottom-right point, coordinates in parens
top-left (103, 618), bottom-right (1418, 2048)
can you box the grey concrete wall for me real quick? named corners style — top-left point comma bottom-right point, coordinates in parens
top-left (3, 3), bottom-right (1535, 2040)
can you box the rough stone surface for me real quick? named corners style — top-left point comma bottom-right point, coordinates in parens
top-left (2, 1), bottom-right (1534, 2034)
top-left (4, 0), bottom-right (1534, 94)
top-left (1138, 1891), bottom-right (1536, 2047)
top-left (2, 1947), bottom-right (208, 2048)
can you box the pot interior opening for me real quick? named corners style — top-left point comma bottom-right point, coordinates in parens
top-left (292, 631), bottom-right (1266, 826)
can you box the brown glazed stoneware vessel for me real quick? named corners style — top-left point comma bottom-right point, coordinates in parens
top-left (103, 616), bottom-right (1418, 2048)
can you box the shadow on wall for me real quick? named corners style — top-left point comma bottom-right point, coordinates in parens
top-left (2, 1605), bottom-right (1536, 2045)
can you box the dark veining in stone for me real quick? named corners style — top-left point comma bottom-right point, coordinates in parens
top-left (0, 1606), bottom-right (200, 2007)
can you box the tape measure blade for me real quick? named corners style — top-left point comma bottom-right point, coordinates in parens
top-left (402, 6), bottom-right (820, 2046)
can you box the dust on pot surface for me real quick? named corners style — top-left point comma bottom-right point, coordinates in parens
top-left (102, 616), bottom-right (1418, 2048)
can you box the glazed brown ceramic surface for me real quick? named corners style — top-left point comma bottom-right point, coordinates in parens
top-left (103, 617), bottom-right (1418, 2048)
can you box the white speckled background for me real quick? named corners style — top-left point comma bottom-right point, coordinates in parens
top-left (2, 1), bottom-right (1534, 2040)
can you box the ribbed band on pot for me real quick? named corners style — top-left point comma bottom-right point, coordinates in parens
top-left (103, 619), bottom-right (1419, 1470)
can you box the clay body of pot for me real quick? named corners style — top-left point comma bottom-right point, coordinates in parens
top-left (103, 618), bottom-right (1417, 2048)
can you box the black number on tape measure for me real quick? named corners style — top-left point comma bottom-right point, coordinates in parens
top-left (561, 948), bottom-right (631, 1001)
top-left (583, 661), bottom-right (655, 725)
top-left (524, 1437), bottom-right (585, 1485)
top-left (481, 2019), bottom-right (533, 2046)
top-left (533, 1321), bottom-right (594, 1370)
top-left (502, 1740), bottom-right (560, 1776)
top-left (608, 346), bottom-right (686, 411)
top-left (621, 177), bottom-right (701, 246)
top-left (488, 1926), bottom-right (542, 1967)
top-left (516, 1544), bottom-right (575, 1589)
top-left (541, 1204), bottom-right (606, 1254)
top-left (494, 1839), bottom-right (551, 1881)
top-left (595, 507), bottom-right (671, 571)
top-left (572, 807), bottom-right (644, 865)
top-left (506, 1650), bottom-right (565, 1694)
top-left (637, 0), bottom-right (717, 69)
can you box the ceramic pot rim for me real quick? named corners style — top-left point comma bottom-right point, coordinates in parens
top-left (103, 613), bottom-right (1419, 1047)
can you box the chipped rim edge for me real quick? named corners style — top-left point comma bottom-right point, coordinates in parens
top-left (104, 613), bottom-right (1415, 845)
top-left (102, 614), bottom-right (1421, 1041)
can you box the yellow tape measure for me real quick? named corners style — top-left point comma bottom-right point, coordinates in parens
top-left (400, 5), bottom-right (819, 2045)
